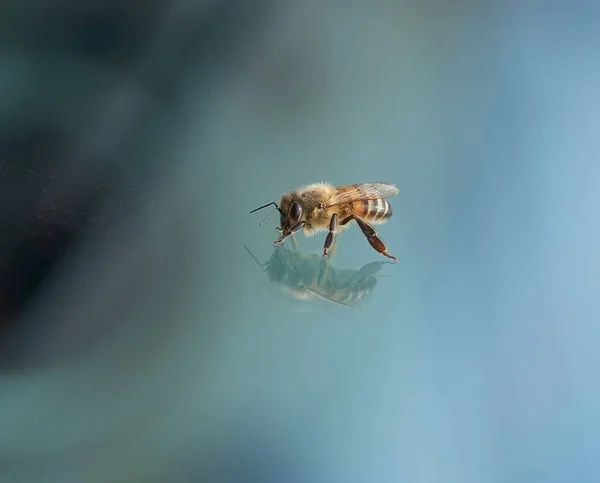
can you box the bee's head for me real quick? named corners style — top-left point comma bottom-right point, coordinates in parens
top-left (278, 194), bottom-right (303, 232)
top-left (250, 194), bottom-right (305, 246)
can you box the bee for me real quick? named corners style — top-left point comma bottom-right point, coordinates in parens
top-left (250, 182), bottom-right (399, 261)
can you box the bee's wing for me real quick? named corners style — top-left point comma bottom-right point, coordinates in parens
top-left (322, 183), bottom-right (399, 208)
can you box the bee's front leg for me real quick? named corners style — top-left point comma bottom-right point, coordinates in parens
top-left (274, 221), bottom-right (305, 246)
top-left (323, 213), bottom-right (338, 258)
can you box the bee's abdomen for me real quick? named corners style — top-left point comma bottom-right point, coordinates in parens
top-left (354, 199), bottom-right (392, 222)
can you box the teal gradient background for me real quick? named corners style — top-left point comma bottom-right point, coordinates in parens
top-left (0, 2), bottom-right (598, 482)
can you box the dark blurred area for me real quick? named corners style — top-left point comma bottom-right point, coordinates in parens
top-left (0, 0), bottom-right (270, 368)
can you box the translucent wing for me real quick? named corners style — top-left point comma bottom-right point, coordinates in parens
top-left (323, 182), bottom-right (399, 208)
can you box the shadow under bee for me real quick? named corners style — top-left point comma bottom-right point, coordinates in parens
top-left (244, 244), bottom-right (393, 310)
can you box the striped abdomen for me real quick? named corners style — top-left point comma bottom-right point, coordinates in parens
top-left (352, 199), bottom-right (393, 222)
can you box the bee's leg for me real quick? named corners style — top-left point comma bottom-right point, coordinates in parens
top-left (323, 213), bottom-right (338, 258)
top-left (274, 221), bottom-right (305, 246)
top-left (340, 215), bottom-right (398, 262)
top-left (328, 241), bottom-right (339, 257)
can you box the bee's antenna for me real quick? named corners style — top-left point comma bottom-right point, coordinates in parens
top-left (250, 202), bottom-right (283, 226)
top-left (250, 201), bottom-right (283, 214)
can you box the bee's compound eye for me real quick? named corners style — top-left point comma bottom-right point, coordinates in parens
top-left (289, 202), bottom-right (303, 222)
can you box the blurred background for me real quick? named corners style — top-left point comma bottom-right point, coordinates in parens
top-left (0, 1), bottom-right (598, 482)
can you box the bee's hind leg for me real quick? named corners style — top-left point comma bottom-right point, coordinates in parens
top-left (323, 213), bottom-right (338, 258)
top-left (340, 215), bottom-right (398, 262)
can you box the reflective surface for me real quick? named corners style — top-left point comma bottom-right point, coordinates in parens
top-left (1, 2), bottom-right (599, 482)
top-left (244, 243), bottom-right (394, 311)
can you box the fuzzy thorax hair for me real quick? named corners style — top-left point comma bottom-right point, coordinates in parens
top-left (278, 183), bottom-right (338, 235)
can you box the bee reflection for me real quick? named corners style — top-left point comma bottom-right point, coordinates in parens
top-left (244, 244), bottom-right (392, 309)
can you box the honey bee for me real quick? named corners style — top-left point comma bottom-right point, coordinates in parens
top-left (250, 182), bottom-right (399, 261)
